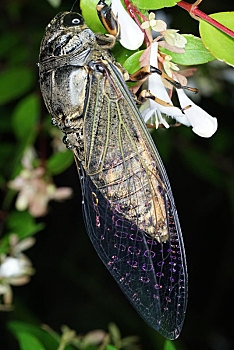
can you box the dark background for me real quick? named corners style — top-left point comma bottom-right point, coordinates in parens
top-left (0, 0), bottom-right (234, 349)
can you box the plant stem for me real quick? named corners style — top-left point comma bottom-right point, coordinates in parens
top-left (123, 0), bottom-right (150, 45)
top-left (177, 1), bottom-right (234, 38)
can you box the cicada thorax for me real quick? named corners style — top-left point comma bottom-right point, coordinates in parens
top-left (39, 14), bottom-right (92, 111)
top-left (39, 14), bottom-right (99, 161)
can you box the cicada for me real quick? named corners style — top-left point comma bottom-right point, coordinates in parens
top-left (39, 1), bottom-right (188, 339)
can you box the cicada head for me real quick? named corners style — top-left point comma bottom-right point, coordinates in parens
top-left (39, 12), bottom-right (96, 62)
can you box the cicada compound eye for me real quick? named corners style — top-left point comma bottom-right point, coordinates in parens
top-left (63, 12), bottom-right (84, 27)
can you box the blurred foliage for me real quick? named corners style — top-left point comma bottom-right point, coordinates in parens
top-left (8, 320), bottom-right (141, 350)
top-left (0, 0), bottom-right (233, 350)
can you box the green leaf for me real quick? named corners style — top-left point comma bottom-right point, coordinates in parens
top-left (81, 0), bottom-right (111, 33)
top-left (159, 35), bottom-right (216, 65)
top-left (82, 346), bottom-right (98, 350)
top-left (12, 94), bottom-right (39, 141)
top-left (108, 323), bottom-right (121, 346)
top-left (199, 12), bottom-right (234, 67)
top-left (132, 0), bottom-right (179, 10)
top-left (164, 340), bottom-right (177, 350)
top-left (0, 235), bottom-right (11, 255)
top-left (123, 50), bottom-right (144, 74)
top-left (6, 211), bottom-right (44, 238)
top-left (47, 0), bottom-right (61, 7)
top-left (1, 211), bottom-right (44, 252)
top-left (106, 345), bottom-right (118, 350)
top-left (47, 150), bottom-right (74, 175)
top-left (17, 332), bottom-right (45, 350)
top-left (0, 66), bottom-right (34, 105)
top-left (111, 43), bottom-right (137, 65)
top-left (8, 321), bottom-right (59, 350)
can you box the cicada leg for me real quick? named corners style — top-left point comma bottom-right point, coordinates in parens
top-left (95, 2), bottom-right (195, 130)
top-left (94, 0), bottom-right (119, 49)
top-left (139, 89), bottom-right (193, 128)
top-left (139, 89), bottom-right (175, 108)
top-left (128, 65), bottom-right (198, 93)
top-left (124, 66), bottom-right (195, 128)
top-left (127, 66), bottom-right (159, 82)
top-left (96, 1), bottom-right (197, 93)
top-left (96, 0), bottom-right (119, 37)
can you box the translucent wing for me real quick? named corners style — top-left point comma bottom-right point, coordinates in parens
top-left (76, 60), bottom-right (187, 339)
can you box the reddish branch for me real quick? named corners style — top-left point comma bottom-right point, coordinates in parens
top-left (124, 0), bottom-right (234, 38)
top-left (123, 0), bottom-right (150, 45)
top-left (177, 1), bottom-right (234, 38)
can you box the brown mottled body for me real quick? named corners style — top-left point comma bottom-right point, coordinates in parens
top-left (39, 10), bottom-right (188, 339)
top-left (39, 12), bottom-right (167, 242)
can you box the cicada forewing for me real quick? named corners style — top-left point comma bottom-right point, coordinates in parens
top-left (76, 60), bottom-right (188, 340)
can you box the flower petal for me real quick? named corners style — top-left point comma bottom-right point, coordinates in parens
top-left (141, 21), bottom-right (150, 30)
top-left (174, 33), bottom-right (187, 48)
top-left (15, 192), bottom-right (29, 211)
top-left (152, 20), bottom-right (167, 32)
top-left (29, 194), bottom-right (48, 217)
top-left (147, 42), bottom-right (186, 119)
top-left (163, 30), bottom-right (187, 48)
top-left (158, 40), bottom-right (185, 53)
top-left (111, 0), bottom-right (144, 50)
top-left (0, 257), bottom-right (24, 278)
top-left (149, 12), bottom-right (155, 21)
top-left (141, 105), bottom-right (155, 124)
top-left (3, 285), bottom-right (13, 305)
top-left (141, 104), bottom-right (170, 129)
top-left (53, 187), bottom-right (73, 201)
top-left (176, 88), bottom-right (218, 137)
top-left (14, 237), bottom-right (36, 254)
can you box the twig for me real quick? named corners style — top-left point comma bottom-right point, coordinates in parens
top-left (177, 1), bottom-right (234, 38)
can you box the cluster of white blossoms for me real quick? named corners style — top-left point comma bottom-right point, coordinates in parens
top-left (0, 235), bottom-right (35, 309)
top-left (111, 0), bottom-right (218, 138)
top-left (2, 147), bottom-right (73, 307)
top-left (8, 148), bottom-right (72, 217)
top-left (143, 41), bottom-right (218, 137)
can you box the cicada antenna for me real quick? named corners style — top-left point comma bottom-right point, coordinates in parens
top-left (70, 0), bottom-right (78, 12)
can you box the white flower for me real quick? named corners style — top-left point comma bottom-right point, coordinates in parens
top-left (0, 256), bottom-right (32, 308)
top-left (8, 149), bottom-right (73, 217)
top-left (141, 13), bottom-right (167, 32)
top-left (163, 29), bottom-right (187, 49)
top-left (141, 42), bottom-right (218, 137)
top-left (141, 102), bottom-right (170, 129)
top-left (83, 330), bottom-right (106, 346)
top-left (0, 235), bottom-right (35, 309)
top-left (163, 54), bottom-right (180, 77)
top-left (141, 13), bottom-right (187, 49)
top-left (111, 0), bottom-right (144, 50)
top-left (141, 42), bottom-right (185, 122)
top-left (0, 257), bottom-right (29, 278)
top-left (176, 88), bottom-right (218, 137)
top-left (9, 234), bottom-right (36, 256)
